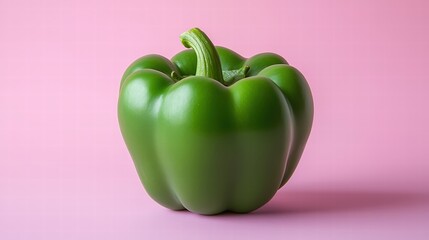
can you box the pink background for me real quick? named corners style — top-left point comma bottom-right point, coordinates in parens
top-left (1, 0), bottom-right (429, 239)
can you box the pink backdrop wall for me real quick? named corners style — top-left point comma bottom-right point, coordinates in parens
top-left (1, 0), bottom-right (428, 239)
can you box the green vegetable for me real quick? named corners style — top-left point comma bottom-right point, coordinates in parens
top-left (118, 28), bottom-right (313, 215)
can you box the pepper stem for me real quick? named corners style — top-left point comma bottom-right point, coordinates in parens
top-left (180, 28), bottom-right (225, 84)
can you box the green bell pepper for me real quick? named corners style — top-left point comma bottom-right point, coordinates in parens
top-left (118, 28), bottom-right (313, 215)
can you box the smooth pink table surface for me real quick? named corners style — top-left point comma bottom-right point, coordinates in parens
top-left (1, 0), bottom-right (429, 239)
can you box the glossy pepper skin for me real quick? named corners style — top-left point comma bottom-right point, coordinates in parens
top-left (118, 28), bottom-right (313, 215)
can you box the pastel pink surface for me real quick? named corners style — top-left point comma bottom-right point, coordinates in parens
top-left (1, 0), bottom-right (428, 239)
